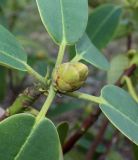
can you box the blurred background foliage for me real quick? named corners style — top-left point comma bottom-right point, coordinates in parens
top-left (0, 0), bottom-right (138, 159)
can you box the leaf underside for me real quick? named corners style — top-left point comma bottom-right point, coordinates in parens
top-left (0, 25), bottom-right (27, 71)
top-left (76, 34), bottom-right (110, 70)
top-left (100, 85), bottom-right (138, 145)
top-left (86, 4), bottom-right (122, 49)
top-left (0, 114), bottom-right (62, 160)
top-left (36, 0), bottom-right (88, 45)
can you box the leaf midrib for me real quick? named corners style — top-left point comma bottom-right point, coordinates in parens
top-left (102, 99), bottom-right (138, 127)
top-left (59, 0), bottom-right (66, 43)
top-left (0, 41), bottom-right (26, 60)
top-left (13, 120), bottom-right (39, 160)
top-left (0, 49), bottom-right (26, 65)
top-left (101, 102), bottom-right (138, 144)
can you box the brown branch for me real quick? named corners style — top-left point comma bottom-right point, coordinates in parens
top-left (115, 64), bottom-right (136, 87)
top-left (99, 130), bottom-right (119, 160)
top-left (63, 108), bottom-right (101, 154)
top-left (86, 119), bottom-right (109, 160)
top-left (127, 34), bottom-right (132, 51)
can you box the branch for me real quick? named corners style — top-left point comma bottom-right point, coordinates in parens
top-left (123, 76), bottom-right (138, 102)
top-left (127, 34), bottom-right (132, 51)
top-left (66, 92), bottom-right (103, 104)
top-left (63, 108), bottom-right (101, 154)
top-left (99, 130), bottom-right (119, 160)
top-left (115, 64), bottom-right (136, 87)
top-left (0, 87), bottom-right (41, 121)
top-left (85, 119), bottom-right (109, 160)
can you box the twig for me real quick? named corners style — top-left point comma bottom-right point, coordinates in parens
top-left (127, 34), bottom-right (132, 51)
top-left (99, 130), bottom-right (119, 160)
top-left (115, 64), bottom-right (136, 87)
top-left (63, 108), bottom-right (101, 154)
top-left (123, 76), bottom-right (138, 102)
top-left (0, 87), bottom-right (41, 121)
top-left (86, 119), bottom-right (109, 160)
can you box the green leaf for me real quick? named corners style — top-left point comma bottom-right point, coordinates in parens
top-left (0, 25), bottom-right (27, 71)
top-left (57, 122), bottom-right (69, 145)
top-left (100, 85), bottom-right (138, 145)
top-left (0, 114), bottom-right (63, 160)
top-left (86, 4), bottom-right (122, 49)
top-left (75, 34), bottom-right (109, 70)
top-left (107, 54), bottom-right (129, 84)
top-left (36, 0), bottom-right (88, 45)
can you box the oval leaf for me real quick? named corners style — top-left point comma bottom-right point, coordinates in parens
top-left (86, 4), bottom-right (122, 49)
top-left (36, 0), bottom-right (88, 45)
top-left (107, 54), bottom-right (129, 84)
top-left (100, 85), bottom-right (138, 145)
top-left (0, 114), bottom-right (63, 160)
top-left (0, 25), bottom-right (27, 71)
top-left (75, 34), bottom-right (109, 70)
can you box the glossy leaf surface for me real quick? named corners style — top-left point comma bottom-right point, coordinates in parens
top-left (100, 85), bottom-right (138, 145)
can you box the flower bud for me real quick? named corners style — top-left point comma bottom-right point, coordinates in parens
top-left (53, 62), bottom-right (88, 93)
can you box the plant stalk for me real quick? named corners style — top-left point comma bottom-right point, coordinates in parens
top-left (24, 63), bottom-right (46, 85)
top-left (123, 76), bottom-right (138, 102)
top-left (71, 54), bottom-right (82, 62)
top-left (36, 86), bottom-right (55, 123)
top-left (55, 43), bottom-right (66, 68)
top-left (66, 91), bottom-right (103, 104)
top-left (36, 43), bottom-right (66, 122)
